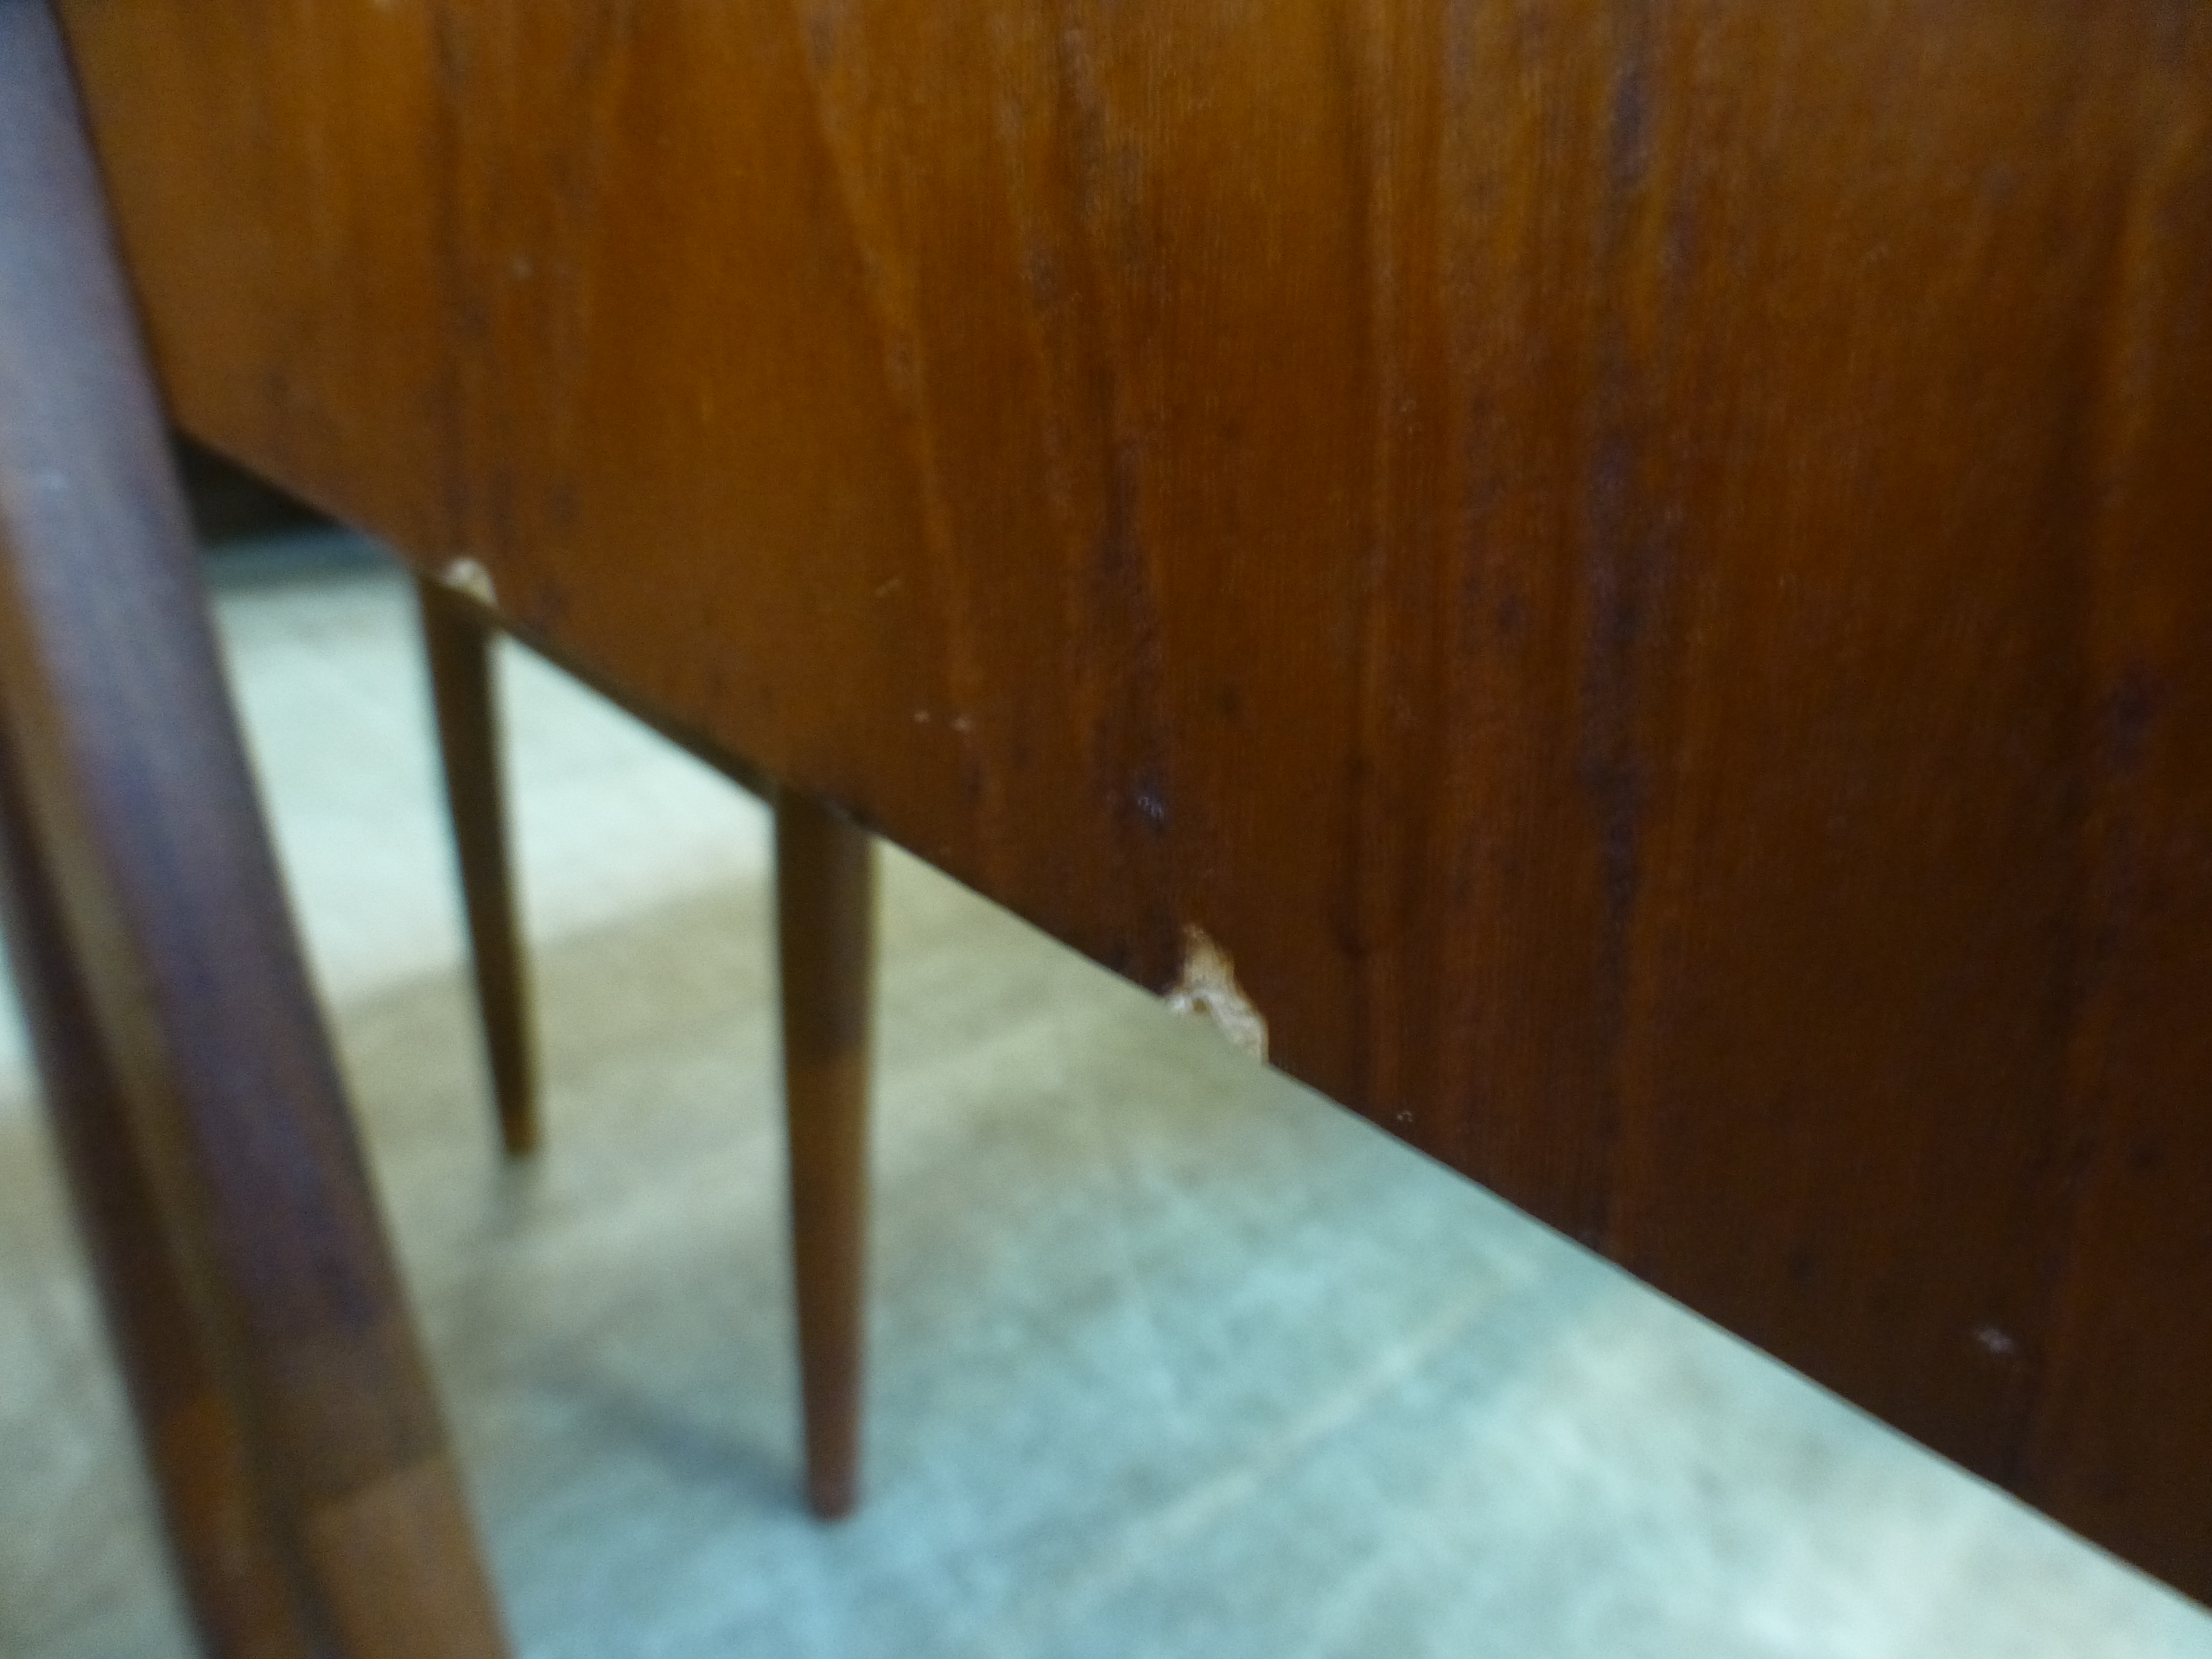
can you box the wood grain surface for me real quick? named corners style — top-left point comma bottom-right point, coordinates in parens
top-left (54, 0), bottom-right (2212, 1602)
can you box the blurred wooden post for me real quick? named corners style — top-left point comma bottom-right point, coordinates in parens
top-left (0, 686), bottom-right (317, 1658)
top-left (0, 7), bottom-right (509, 1652)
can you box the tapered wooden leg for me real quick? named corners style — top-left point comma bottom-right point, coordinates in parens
top-left (416, 579), bottom-right (538, 1156)
top-left (0, 716), bottom-right (316, 1659)
top-left (775, 788), bottom-right (874, 1521)
top-left (0, 11), bottom-right (508, 1653)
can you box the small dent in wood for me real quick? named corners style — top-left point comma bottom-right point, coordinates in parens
top-left (1165, 925), bottom-right (1268, 1063)
top-left (439, 557), bottom-right (497, 607)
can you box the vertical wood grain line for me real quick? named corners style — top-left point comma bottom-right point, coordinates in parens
top-left (786, 0), bottom-right (1001, 875)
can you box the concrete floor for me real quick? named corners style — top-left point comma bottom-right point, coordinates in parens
top-left (3, 541), bottom-right (2207, 1657)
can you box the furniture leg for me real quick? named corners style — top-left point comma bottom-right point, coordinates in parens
top-left (0, 703), bottom-right (316, 1657)
top-left (416, 578), bottom-right (538, 1156)
top-left (774, 787), bottom-right (874, 1521)
top-left (0, 9), bottom-right (508, 1651)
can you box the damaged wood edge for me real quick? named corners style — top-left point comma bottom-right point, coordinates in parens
top-left (437, 556), bottom-right (497, 608)
top-left (1164, 923), bottom-right (1268, 1062)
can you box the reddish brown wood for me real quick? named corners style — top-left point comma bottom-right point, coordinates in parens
top-left (54, 0), bottom-right (2212, 1603)
top-left (423, 579), bottom-right (877, 1519)
top-left (2017, 74), bottom-right (2212, 1593)
top-left (417, 576), bottom-right (539, 1157)
top-left (0, 658), bottom-right (315, 1659)
top-left (0, 8), bottom-right (508, 1652)
top-left (775, 788), bottom-right (874, 1522)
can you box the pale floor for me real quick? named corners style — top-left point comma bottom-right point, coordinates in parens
top-left (2, 540), bottom-right (2207, 1657)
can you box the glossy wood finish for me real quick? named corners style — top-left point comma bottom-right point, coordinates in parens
top-left (55, 0), bottom-right (2212, 1601)
top-left (418, 576), bottom-right (540, 1156)
top-left (776, 789), bottom-right (875, 1522)
top-left (0, 8), bottom-right (508, 1651)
